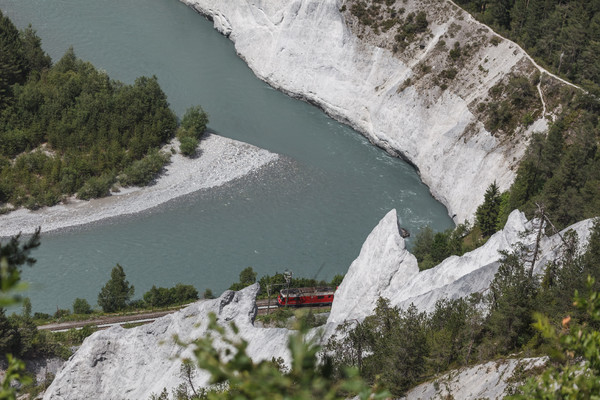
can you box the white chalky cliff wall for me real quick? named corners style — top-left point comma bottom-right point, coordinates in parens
top-left (180, 0), bottom-right (550, 222)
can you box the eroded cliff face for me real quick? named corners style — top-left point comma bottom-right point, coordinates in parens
top-left (179, 0), bottom-right (560, 222)
top-left (402, 357), bottom-right (548, 400)
top-left (326, 209), bottom-right (594, 329)
top-left (43, 285), bottom-right (291, 400)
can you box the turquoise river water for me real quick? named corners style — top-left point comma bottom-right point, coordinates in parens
top-left (0, 0), bottom-right (454, 313)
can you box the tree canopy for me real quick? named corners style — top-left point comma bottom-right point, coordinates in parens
top-left (454, 0), bottom-right (600, 92)
top-left (97, 264), bottom-right (135, 313)
top-left (0, 11), bottom-right (210, 211)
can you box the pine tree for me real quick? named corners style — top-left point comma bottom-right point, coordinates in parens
top-left (476, 181), bottom-right (502, 237)
top-left (97, 264), bottom-right (134, 313)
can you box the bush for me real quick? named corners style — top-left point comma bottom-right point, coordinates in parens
top-left (143, 283), bottom-right (199, 308)
top-left (77, 174), bottom-right (114, 200)
top-left (53, 308), bottom-right (71, 319)
top-left (72, 298), bottom-right (92, 314)
top-left (180, 106), bottom-right (209, 139)
top-left (449, 42), bottom-right (461, 61)
top-left (178, 136), bottom-right (198, 157)
top-left (119, 150), bottom-right (169, 186)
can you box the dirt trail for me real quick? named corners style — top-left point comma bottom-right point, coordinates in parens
top-left (447, 0), bottom-right (582, 91)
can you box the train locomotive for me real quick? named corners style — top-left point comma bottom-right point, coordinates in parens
top-left (277, 286), bottom-right (335, 307)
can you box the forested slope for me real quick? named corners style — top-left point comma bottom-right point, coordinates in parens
top-left (0, 11), bottom-right (181, 211)
top-left (454, 0), bottom-right (600, 92)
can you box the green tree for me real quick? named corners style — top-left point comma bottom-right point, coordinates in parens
top-left (19, 25), bottom-right (51, 76)
top-left (430, 232), bottom-right (450, 264)
top-left (72, 298), bottom-right (92, 314)
top-left (1, 228), bottom-right (40, 307)
top-left (21, 297), bottom-right (31, 319)
top-left (0, 308), bottom-right (19, 356)
top-left (330, 274), bottom-right (344, 287)
top-left (362, 299), bottom-right (429, 395)
top-left (412, 226), bottom-right (434, 264)
top-left (229, 267), bottom-right (257, 291)
top-left (180, 106), bottom-right (209, 139)
top-left (510, 278), bottom-right (600, 399)
top-left (476, 181), bottom-right (502, 237)
top-left (0, 229), bottom-right (40, 399)
top-left (485, 245), bottom-right (539, 354)
top-left (97, 264), bottom-right (134, 313)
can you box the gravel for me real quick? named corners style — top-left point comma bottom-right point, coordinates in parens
top-left (0, 134), bottom-right (278, 237)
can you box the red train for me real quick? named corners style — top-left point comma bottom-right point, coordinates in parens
top-left (277, 287), bottom-right (336, 307)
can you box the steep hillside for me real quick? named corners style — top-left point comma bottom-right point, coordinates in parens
top-left (180, 0), bottom-right (575, 222)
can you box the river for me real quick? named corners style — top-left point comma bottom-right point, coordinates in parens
top-left (0, 0), bottom-right (454, 313)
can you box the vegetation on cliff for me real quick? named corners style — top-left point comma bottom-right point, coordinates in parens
top-left (455, 0), bottom-right (600, 93)
top-left (327, 219), bottom-right (600, 396)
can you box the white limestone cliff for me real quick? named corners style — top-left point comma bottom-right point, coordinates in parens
top-left (326, 209), bottom-right (595, 332)
top-left (43, 284), bottom-right (291, 400)
top-left (179, 0), bottom-right (557, 222)
top-left (403, 357), bottom-right (548, 400)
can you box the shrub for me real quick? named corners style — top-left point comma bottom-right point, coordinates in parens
top-left (119, 150), bottom-right (169, 186)
top-left (77, 174), bottom-right (114, 200)
top-left (414, 11), bottom-right (428, 33)
top-left (180, 106), bottom-right (209, 139)
top-left (441, 68), bottom-right (458, 80)
top-left (53, 309), bottom-right (71, 319)
top-left (72, 298), bottom-right (92, 314)
top-left (143, 283), bottom-right (199, 308)
top-left (179, 136), bottom-right (198, 157)
top-left (449, 42), bottom-right (461, 61)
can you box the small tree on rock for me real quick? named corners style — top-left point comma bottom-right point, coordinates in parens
top-left (229, 267), bottom-right (257, 291)
top-left (97, 264), bottom-right (134, 313)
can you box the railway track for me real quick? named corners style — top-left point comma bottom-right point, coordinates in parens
top-left (38, 299), bottom-right (330, 332)
top-left (37, 307), bottom-right (190, 333)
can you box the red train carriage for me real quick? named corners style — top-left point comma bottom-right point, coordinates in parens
top-left (277, 287), bottom-right (335, 307)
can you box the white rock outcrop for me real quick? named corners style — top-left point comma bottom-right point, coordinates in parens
top-left (43, 284), bottom-right (290, 400)
top-left (325, 209), bottom-right (595, 331)
top-left (179, 0), bottom-right (554, 222)
top-left (403, 357), bottom-right (547, 400)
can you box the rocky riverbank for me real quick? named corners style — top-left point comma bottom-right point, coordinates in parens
top-left (0, 134), bottom-right (278, 238)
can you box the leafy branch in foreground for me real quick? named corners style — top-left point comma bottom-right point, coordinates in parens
top-left (0, 228), bottom-right (40, 400)
top-left (161, 312), bottom-right (389, 400)
top-left (0, 355), bottom-right (31, 400)
top-left (509, 276), bottom-right (600, 399)
top-left (0, 228), bottom-right (40, 308)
